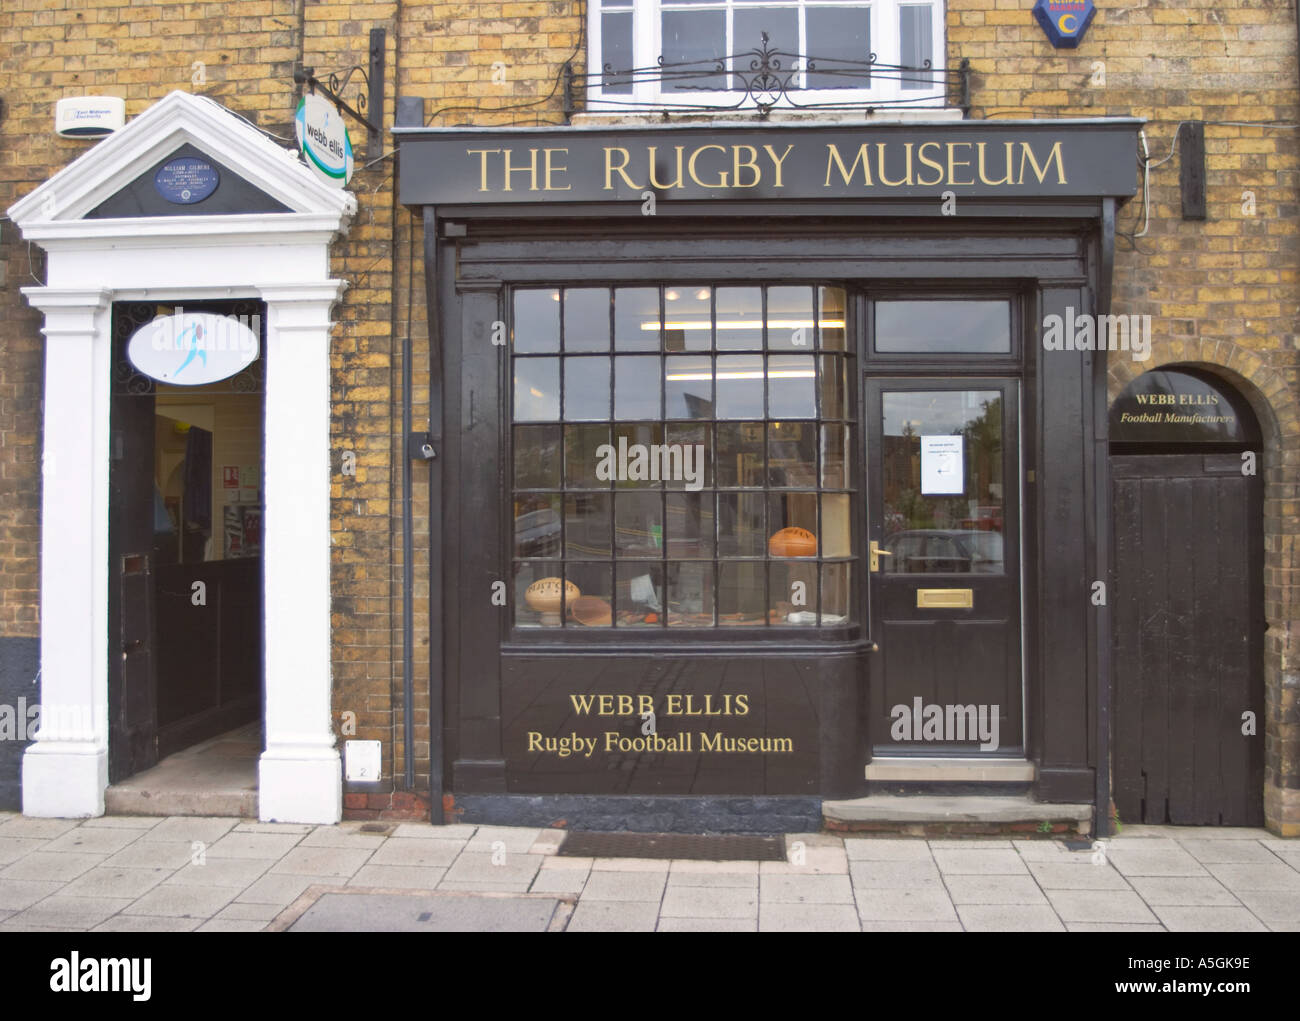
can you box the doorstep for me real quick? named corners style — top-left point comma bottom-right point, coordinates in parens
top-left (865, 757), bottom-right (1036, 783)
top-left (823, 793), bottom-right (1093, 837)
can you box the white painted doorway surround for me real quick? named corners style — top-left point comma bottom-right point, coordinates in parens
top-left (7, 91), bottom-right (356, 823)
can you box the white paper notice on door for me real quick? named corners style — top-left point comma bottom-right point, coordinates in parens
top-left (921, 435), bottom-right (964, 495)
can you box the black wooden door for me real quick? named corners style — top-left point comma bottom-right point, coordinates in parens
top-left (1111, 453), bottom-right (1264, 825)
top-left (108, 378), bottom-right (159, 783)
top-left (866, 379), bottom-right (1023, 753)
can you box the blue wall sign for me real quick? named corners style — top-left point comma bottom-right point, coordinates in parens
top-left (1033, 0), bottom-right (1096, 48)
top-left (153, 156), bottom-right (220, 205)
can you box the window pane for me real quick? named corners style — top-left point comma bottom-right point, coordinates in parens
top-left (770, 560), bottom-right (819, 624)
top-left (665, 422), bottom-right (712, 489)
top-left (875, 300), bottom-right (1012, 353)
top-left (565, 424), bottom-right (610, 488)
top-left (615, 491), bottom-right (663, 557)
top-left (716, 355), bottom-right (764, 418)
top-left (899, 5), bottom-right (935, 91)
top-left (565, 492), bottom-right (611, 559)
top-left (514, 424), bottom-right (561, 488)
top-left (565, 356), bottom-right (611, 419)
top-left (515, 562), bottom-right (571, 627)
top-left (514, 357), bottom-right (559, 421)
top-left (513, 289), bottom-right (559, 352)
top-left (822, 493), bottom-right (852, 557)
top-left (767, 286), bottom-right (814, 350)
top-left (667, 562), bottom-right (714, 627)
top-left (666, 491), bottom-right (715, 558)
top-left (566, 563), bottom-right (613, 627)
top-left (664, 285), bottom-right (711, 351)
top-left (768, 354), bottom-right (816, 418)
top-left (616, 563), bottom-right (664, 626)
top-left (819, 286), bottom-right (847, 350)
top-left (564, 288), bottom-right (610, 351)
top-left (665, 355), bottom-right (713, 419)
top-left (717, 492), bottom-right (766, 556)
top-left (818, 354), bottom-right (847, 419)
top-left (601, 11), bottom-right (634, 94)
top-left (718, 562), bottom-right (765, 625)
top-left (612, 422), bottom-right (664, 486)
top-left (821, 562), bottom-right (851, 622)
top-left (515, 495), bottom-right (561, 559)
top-left (767, 492), bottom-right (818, 554)
top-left (806, 8), bottom-right (871, 89)
top-left (768, 421), bottom-right (816, 487)
top-left (614, 287), bottom-right (661, 350)
top-left (733, 9), bottom-right (798, 91)
top-left (615, 355), bottom-right (662, 419)
top-left (716, 421), bottom-right (764, 487)
top-left (715, 287), bottom-right (762, 349)
top-left (820, 423), bottom-right (850, 489)
top-left (661, 10), bottom-right (726, 90)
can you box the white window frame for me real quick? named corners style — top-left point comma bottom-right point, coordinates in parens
top-left (587, 0), bottom-right (947, 112)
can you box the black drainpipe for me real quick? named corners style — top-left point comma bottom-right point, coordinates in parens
top-left (401, 206), bottom-right (416, 791)
top-left (422, 205), bottom-right (445, 821)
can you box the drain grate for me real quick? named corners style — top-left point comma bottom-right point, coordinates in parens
top-left (557, 831), bottom-right (785, 861)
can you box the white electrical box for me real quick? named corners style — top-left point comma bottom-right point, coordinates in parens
top-left (55, 96), bottom-right (125, 138)
top-left (344, 740), bottom-right (382, 782)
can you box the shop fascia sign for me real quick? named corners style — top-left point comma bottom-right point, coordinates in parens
top-left (295, 92), bottom-right (354, 188)
top-left (396, 122), bottom-right (1139, 204)
top-left (127, 311), bottom-right (259, 386)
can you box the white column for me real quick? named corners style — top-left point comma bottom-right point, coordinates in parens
top-left (257, 283), bottom-right (346, 823)
top-left (21, 287), bottom-right (113, 817)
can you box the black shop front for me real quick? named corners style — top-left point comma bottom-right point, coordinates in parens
top-left (395, 118), bottom-right (1141, 833)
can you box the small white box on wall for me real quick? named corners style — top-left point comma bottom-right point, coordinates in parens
top-left (344, 740), bottom-right (382, 782)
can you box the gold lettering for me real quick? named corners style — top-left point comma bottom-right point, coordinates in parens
top-left (946, 142), bottom-right (974, 186)
top-left (1017, 140), bottom-right (1067, 184)
top-left (527, 731), bottom-right (542, 751)
top-left (543, 148), bottom-right (571, 191)
top-left (647, 145), bottom-right (685, 189)
top-left (824, 143), bottom-right (873, 187)
top-left (916, 141), bottom-right (944, 187)
top-left (764, 144), bottom-right (794, 187)
top-left (501, 147), bottom-right (539, 192)
top-left (603, 147), bottom-right (642, 190)
top-left (466, 148), bottom-right (500, 192)
top-left (733, 145), bottom-right (761, 188)
top-left (877, 141), bottom-right (915, 187)
top-left (977, 141), bottom-right (1015, 186)
top-left (688, 144), bottom-right (730, 188)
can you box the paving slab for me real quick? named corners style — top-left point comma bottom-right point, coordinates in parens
top-left (855, 888), bottom-right (960, 923)
top-left (0, 878), bottom-right (63, 911)
top-left (1106, 849), bottom-right (1209, 878)
top-left (657, 916), bottom-right (757, 932)
top-left (859, 920), bottom-right (965, 931)
top-left (392, 823), bottom-right (479, 840)
top-left (1125, 876), bottom-right (1240, 907)
top-left (1174, 839), bottom-right (1281, 864)
top-left (235, 873), bottom-right (347, 907)
top-left (124, 883), bottom-right (237, 918)
top-left (440, 852), bottom-right (542, 888)
top-left (1202, 862), bottom-right (1300, 891)
top-left (932, 848), bottom-right (1029, 875)
top-left (1044, 889), bottom-right (1160, 924)
top-left (529, 867), bottom-right (589, 894)
top-left (1151, 905), bottom-right (1269, 932)
top-left (1230, 888), bottom-right (1300, 924)
top-left (666, 870), bottom-right (758, 889)
top-left (91, 914), bottom-right (203, 932)
top-left (2, 851), bottom-right (105, 883)
top-left (590, 857), bottom-right (671, 872)
top-left (760, 873), bottom-right (853, 904)
top-left (231, 823), bottom-right (314, 835)
top-left (60, 865), bottom-right (172, 900)
top-left (7, 894), bottom-right (134, 930)
top-left (1011, 840), bottom-right (1091, 862)
top-left (848, 861), bottom-right (944, 889)
top-left (0, 817), bottom-right (80, 840)
top-left (566, 900), bottom-right (659, 932)
top-left (581, 869), bottom-right (668, 902)
top-left (269, 845), bottom-right (374, 878)
top-left (166, 858), bottom-right (274, 888)
top-left (465, 826), bottom-right (542, 853)
top-left (1028, 862), bottom-right (1132, 890)
top-left (1066, 922), bottom-right (1167, 932)
top-left (197, 918), bottom-right (270, 932)
top-left (660, 885), bottom-right (757, 919)
top-left (368, 838), bottom-right (464, 868)
top-left (668, 859), bottom-right (760, 876)
top-left (957, 904), bottom-right (1065, 932)
top-left (297, 828), bottom-right (389, 850)
top-left (140, 817), bottom-right (241, 843)
top-left (79, 817), bottom-right (163, 830)
top-left (289, 891), bottom-right (562, 932)
top-left (213, 901), bottom-right (282, 921)
top-left (760, 903), bottom-right (860, 932)
top-left (347, 865), bottom-right (447, 890)
top-left (42, 828), bottom-right (143, 855)
top-left (206, 831), bottom-right (306, 859)
top-left (843, 839), bottom-right (934, 862)
top-left (105, 841), bottom-right (195, 870)
top-left (943, 874), bottom-right (1049, 905)
top-left (0, 838), bottom-right (46, 866)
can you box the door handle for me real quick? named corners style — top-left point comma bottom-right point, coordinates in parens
top-left (870, 540), bottom-right (892, 572)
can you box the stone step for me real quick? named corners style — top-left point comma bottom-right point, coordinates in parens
top-left (865, 757), bottom-right (1036, 783)
top-left (823, 793), bottom-right (1093, 837)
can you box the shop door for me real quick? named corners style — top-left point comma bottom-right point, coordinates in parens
top-left (865, 379), bottom-right (1023, 754)
top-left (1111, 454), bottom-right (1264, 826)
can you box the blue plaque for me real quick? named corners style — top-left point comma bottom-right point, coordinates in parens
top-left (153, 156), bottom-right (220, 205)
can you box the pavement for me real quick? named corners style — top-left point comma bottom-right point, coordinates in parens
top-left (0, 811), bottom-right (1297, 931)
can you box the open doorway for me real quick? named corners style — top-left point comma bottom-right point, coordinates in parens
top-left (106, 299), bottom-right (265, 815)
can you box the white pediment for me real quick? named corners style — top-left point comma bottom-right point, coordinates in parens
top-left (8, 90), bottom-right (355, 238)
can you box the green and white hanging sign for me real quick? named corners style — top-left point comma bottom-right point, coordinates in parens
top-left (295, 93), bottom-right (354, 188)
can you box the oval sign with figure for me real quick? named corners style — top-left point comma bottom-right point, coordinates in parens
top-left (295, 93), bottom-right (354, 188)
top-left (127, 311), bottom-right (260, 385)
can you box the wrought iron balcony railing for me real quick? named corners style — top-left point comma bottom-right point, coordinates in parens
top-left (561, 34), bottom-right (971, 123)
